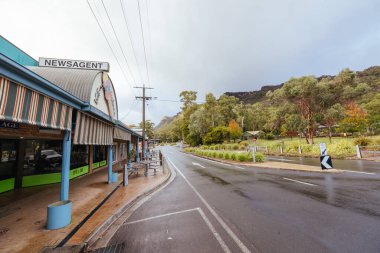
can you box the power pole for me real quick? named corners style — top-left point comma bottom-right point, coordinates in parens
top-left (134, 86), bottom-right (154, 160)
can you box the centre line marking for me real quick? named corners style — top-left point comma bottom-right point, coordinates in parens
top-left (192, 162), bottom-right (206, 168)
top-left (283, 177), bottom-right (317, 186)
top-left (125, 208), bottom-right (199, 225)
top-left (187, 153), bottom-right (233, 167)
top-left (167, 158), bottom-right (252, 253)
top-left (235, 166), bottom-right (246, 170)
top-left (341, 170), bottom-right (376, 175)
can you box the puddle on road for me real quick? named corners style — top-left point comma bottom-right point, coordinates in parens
top-left (193, 168), bottom-right (230, 185)
top-left (233, 188), bottom-right (253, 200)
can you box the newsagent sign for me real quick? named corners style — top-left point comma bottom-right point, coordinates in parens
top-left (39, 57), bottom-right (109, 71)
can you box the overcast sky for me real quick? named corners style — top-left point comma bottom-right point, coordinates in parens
top-left (1, 0), bottom-right (380, 125)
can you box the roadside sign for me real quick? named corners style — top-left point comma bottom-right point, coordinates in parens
top-left (319, 143), bottom-right (327, 155)
top-left (320, 155), bottom-right (333, 170)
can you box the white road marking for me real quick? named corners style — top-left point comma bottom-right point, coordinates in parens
top-left (125, 207), bottom-right (231, 253)
top-left (167, 158), bottom-right (252, 253)
top-left (192, 162), bottom-right (206, 168)
top-left (196, 207), bottom-right (231, 253)
top-left (341, 170), bottom-right (376, 175)
top-left (188, 154), bottom-right (233, 167)
top-left (283, 177), bottom-right (317, 186)
top-left (125, 208), bottom-right (199, 225)
top-left (235, 166), bottom-right (246, 170)
top-left (267, 157), bottom-right (295, 162)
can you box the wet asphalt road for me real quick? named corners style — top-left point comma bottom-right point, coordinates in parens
top-left (108, 146), bottom-right (380, 253)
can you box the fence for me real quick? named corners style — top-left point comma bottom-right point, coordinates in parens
top-left (357, 145), bottom-right (380, 159)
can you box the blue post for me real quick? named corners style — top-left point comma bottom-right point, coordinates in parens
top-left (60, 130), bottom-right (71, 201)
top-left (47, 130), bottom-right (72, 230)
top-left (108, 145), bottom-right (113, 184)
top-left (136, 137), bottom-right (140, 162)
top-left (127, 141), bottom-right (132, 168)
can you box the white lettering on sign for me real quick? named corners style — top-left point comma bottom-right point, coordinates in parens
top-left (39, 57), bottom-right (109, 71)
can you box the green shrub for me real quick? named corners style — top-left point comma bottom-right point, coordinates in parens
top-left (218, 152), bottom-right (224, 158)
top-left (215, 144), bottom-right (221, 150)
top-left (221, 144), bottom-right (226, 150)
top-left (212, 151), bottom-right (217, 158)
top-left (329, 141), bottom-right (356, 158)
top-left (238, 153), bottom-right (247, 162)
top-left (255, 153), bottom-right (265, 162)
top-left (265, 133), bottom-right (275, 140)
top-left (231, 153), bottom-right (237, 160)
top-left (354, 137), bottom-right (372, 146)
top-left (224, 152), bottom-right (231, 160)
top-left (239, 141), bottom-right (249, 147)
top-left (232, 144), bottom-right (239, 150)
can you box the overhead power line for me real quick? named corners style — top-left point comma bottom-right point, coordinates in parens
top-left (119, 0), bottom-right (144, 83)
top-left (101, 0), bottom-right (138, 86)
top-left (154, 99), bottom-right (205, 104)
top-left (87, 0), bottom-right (131, 87)
top-left (137, 0), bottom-right (150, 86)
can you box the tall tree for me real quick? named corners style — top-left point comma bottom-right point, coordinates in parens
top-left (323, 103), bottom-right (345, 143)
top-left (281, 76), bottom-right (320, 144)
top-left (227, 119), bottom-right (243, 142)
top-left (340, 102), bottom-right (368, 135)
top-left (179, 91), bottom-right (198, 141)
top-left (217, 95), bottom-right (239, 125)
top-left (139, 120), bottom-right (155, 139)
top-left (204, 93), bottom-right (218, 127)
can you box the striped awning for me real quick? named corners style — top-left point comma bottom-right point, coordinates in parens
top-left (0, 76), bottom-right (72, 130)
top-left (114, 127), bottom-right (131, 141)
top-left (73, 111), bottom-right (113, 145)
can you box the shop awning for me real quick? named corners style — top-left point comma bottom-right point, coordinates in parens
top-left (0, 76), bottom-right (72, 130)
top-left (114, 127), bottom-right (131, 142)
top-left (73, 111), bottom-right (113, 145)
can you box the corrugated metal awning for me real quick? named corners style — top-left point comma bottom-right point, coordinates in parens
top-left (114, 127), bottom-right (131, 142)
top-left (73, 111), bottom-right (113, 145)
top-left (0, 76), bottom-right (72, 130)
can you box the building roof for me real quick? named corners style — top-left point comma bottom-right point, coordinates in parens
top-left (243, 130), bottom-right (264, 136)
top-left (0, 54), bottom-right (84, 109)
top-left (28, 66), bottom-right (101, 103)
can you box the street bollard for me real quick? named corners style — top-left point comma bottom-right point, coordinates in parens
top-left (162, 157), bottom-right (165, 173)
top-left (251, 147), bottom-right (256, 163)
top-left (298, 146), bottom-right (302, 154)
top-left (356, 145), bottom-right (362, 159)
top-left (123, 164), bottom-right (128, 187)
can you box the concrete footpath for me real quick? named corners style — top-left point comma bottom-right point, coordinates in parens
top-left (0, 166), bottom-right (170, 253)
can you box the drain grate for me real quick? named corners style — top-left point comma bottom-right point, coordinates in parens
top-left (91, 243), bottom-right (125, 253)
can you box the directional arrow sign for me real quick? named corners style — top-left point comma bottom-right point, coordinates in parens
top-left (192, 162), bottom-right (206, 168)
top-left (320, 155), bottom-right (333, 170)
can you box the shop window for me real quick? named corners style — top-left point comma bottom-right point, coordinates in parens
top-left (23, 140), bottom-right (62, 175)
top-left (0, 140), bottom-right (17, 180)
top-left (112, 144), bottom-right (117, 163)
top-left (71, 145), bottom-right (89, 169)
top-left (93, 146), bottom-right (107, 163)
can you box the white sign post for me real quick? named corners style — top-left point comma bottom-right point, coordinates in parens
top-left (319, 142), bottom-right (333, 169)
top-left (319, 143), bottom-right (327, 156)
top-left (250, 146), bottom-right (256, 163)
